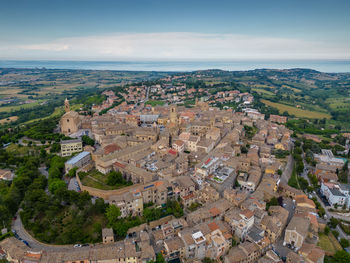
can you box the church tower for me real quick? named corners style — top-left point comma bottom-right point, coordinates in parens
top-left (169, 105), bottom-right (178, 124)
top-left (64, 98), bottom-right (70, 113)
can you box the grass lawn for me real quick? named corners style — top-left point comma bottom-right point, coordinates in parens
top-left (261, 99), bottom-right (331, 119)
top-left (318, 233), bottom-right (342, 255)
top-left (6, 144), bottom-right (36, 156)
top-left (80, 170), bottom-right (131, 190)
top-left (145, 100), bottom-right (165, 106)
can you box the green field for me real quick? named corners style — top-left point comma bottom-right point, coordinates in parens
top-left (145, 100), bottom-right (165, 106)
top-left (80, 170), bottom-right (132, 190)
top-left (0, 101), bottom-right (42, 112)
top-left (80, 170), bottom-right (117, 190)
top-left (318, 233), bottom-right (342, 255)
top-left (326, 97), bottom-right (350, 111)
top-left (261, 99), bottom-right (331, 119)
top-left (251, 88), bottom-right (275, 96)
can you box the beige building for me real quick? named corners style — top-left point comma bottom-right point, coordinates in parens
top-left (260, 206), bottom-right (289, 243)
top-left (284, 216), bottom-right (310, 251)
top-left (224, 241), bottom-right (261, 263)
top-left (0, 169), bottom-right (14, 181)
top-left (61, 139), bottom-right (83, 157)
top-left (109, 190), bottom-right (143, 217)
top-left (102, 228), bottom-right (114, 244)
top-left (60, 98), bottom-right (82, 136)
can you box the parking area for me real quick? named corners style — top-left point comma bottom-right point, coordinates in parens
top-left (68, 177), bottom-right (81, 192)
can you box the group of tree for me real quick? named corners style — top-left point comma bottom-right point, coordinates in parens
top-left (337, 161), bottom-right (349, 184)
top-left (106, 171), bottom-right (133, 187)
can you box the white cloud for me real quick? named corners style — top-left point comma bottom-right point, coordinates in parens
top-left (1, 32), bottom-right (350, 60)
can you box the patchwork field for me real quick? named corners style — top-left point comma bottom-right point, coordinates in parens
top-left (0, 101), bottom-right (42, 112)
top-left (326, 97), bottom-right (350, 111)
top-left (261, 99), bottom-right (331, 119)
top-left (251, 88), bottom-right (275, 96)
top-left (0, 116), bottom-right (18, 124)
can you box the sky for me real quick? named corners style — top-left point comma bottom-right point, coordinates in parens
top-left (0, 0), bottom-right (350, 61)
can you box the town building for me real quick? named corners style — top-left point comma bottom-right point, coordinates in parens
top-left (60, 138), bottom-right (83, 157)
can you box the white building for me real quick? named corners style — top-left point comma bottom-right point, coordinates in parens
top-left (65, 151), bottom-right (91, 172)
top-left (321, 182), bottom-right (349, 208)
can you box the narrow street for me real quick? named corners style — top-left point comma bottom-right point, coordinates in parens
top-left (280, 155), bottom-right (294, 184)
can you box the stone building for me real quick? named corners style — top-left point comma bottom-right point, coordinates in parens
top-left (60, 98), bottom-right (82, 136)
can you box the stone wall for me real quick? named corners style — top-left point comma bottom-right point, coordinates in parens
top-left (76, 175), bottom-right (141, 199)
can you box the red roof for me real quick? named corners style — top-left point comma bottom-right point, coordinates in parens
top-left (208, 222), bottom-right (219, 231)
top-left (113, 161), bottom-right (126, 169)
top-left (182, 193), bottom-right (195, 200)
top-left (209, 207), bottom-right (220, 217)
top-left (205, 158), bottom-right (212, 165)
top-left (104, 143), bottom-right (121, 155)
top-left (168, 149), bottom-right (177, 156)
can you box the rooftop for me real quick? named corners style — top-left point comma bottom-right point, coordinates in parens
top-left (66, 151), bottom-right (90, 165)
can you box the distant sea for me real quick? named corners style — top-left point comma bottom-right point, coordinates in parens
top-left (0, 60), bottom-right (350, 73)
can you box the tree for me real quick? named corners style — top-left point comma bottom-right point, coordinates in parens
top-left (332, 230), bottom-right (340, 239)
top-left (266, 197), bottom-right (279, 210)
top-left (329, 217), bottom-right (339, 229)
top-left (106, 171), bottom-right (123, 186)
top-left (296, 161), bottom-right (304, 174)
top-left (50, 142), bottom-right (61, 153)
top-left (67, 167), bottom-right (78, 178)
top-left (105, 205), bottom-right (121, 225)
top-left (340, 238), bottom-right (350, 249)
top-left (324, 226), bottom-right (330, 235)
top-left (203, 258), bottom-right (214, 263)
top-left (48, 179), bottom-right (66, 194)
top-left (82, 135), bottom-right (95, 146)
top-left (241, 145), bottom-right (248, 154)
top-left (156, 253), bottom-right (166, 263)
top-left (333, 250), bottom-right (350, 263)
top-left (318, 207), bottom-right (326, 218)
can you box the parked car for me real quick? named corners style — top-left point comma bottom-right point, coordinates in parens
top-left (74, 244), bottom-right (83, 248)
top-left (22, 240), bottom-right (30, 247)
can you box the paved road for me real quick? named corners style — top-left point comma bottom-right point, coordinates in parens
top-left (68, 177), bottom-right (80, 192)
top-left (39, 167), bottom-right (48, 178)
top-left (281, 155), bottom-right (294, 184)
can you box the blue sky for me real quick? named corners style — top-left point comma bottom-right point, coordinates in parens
top-left (0, 0), bottom-right (349, 60)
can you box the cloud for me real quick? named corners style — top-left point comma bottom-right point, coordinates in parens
top-left (1, 32), bottom-right (350, 60)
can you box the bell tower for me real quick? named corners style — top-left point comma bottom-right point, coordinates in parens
top-left (169, 105), bottom-right (178, 124)
top-left (64, 98), bottom-right (70, 113)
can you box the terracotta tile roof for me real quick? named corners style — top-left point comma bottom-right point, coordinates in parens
top-left (208, 222), bottom-right (219, 232)
top-left (241, 209), bottom-right (254, 219)
top-left (168, 149), bottom-right (177, 155)
top-left (113, 161), bottom-right (126, 169)
top-left (209, 207), bottom-right (220, 217)
top-left (182, 192), bottom-right (195, 200)
top-left (104, 143), bottom-right (121, 155)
